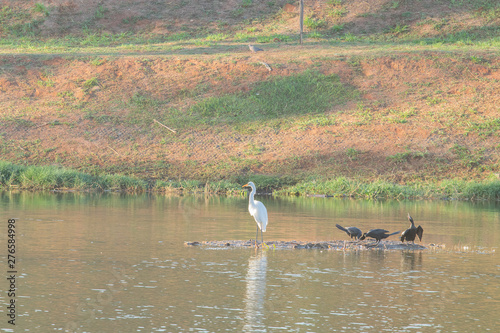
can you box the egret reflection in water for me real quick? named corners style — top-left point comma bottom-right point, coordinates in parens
top-left (243, 251), bottom-right (268, 332)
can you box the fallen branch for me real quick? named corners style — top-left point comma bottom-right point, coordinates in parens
top-left (153, 119), bottom-right (177, 134)
top-left (106, 146), bottom-right (121, 156)
top-left (35, 122), bottom-right (49, 129)
top-left (259, 61), bottom-right (272, 72)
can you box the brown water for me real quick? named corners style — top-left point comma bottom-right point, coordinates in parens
top-left (0, 192), bottom-right (499, 332)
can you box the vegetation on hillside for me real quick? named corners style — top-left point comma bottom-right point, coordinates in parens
top-left (0, 0), bottom-right (499, 198)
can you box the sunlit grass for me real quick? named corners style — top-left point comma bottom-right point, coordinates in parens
top-left (2, 160), bottom-right (500, 199)
top-left (275, 177), bottom-right (500, 200)
top-left (181, 70), bottom-right (359, 127)
top-left (0, 161), bottom-right (147, 191)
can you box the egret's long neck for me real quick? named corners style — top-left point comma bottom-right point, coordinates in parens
top-left (249, 188), bottom-right (256, 204)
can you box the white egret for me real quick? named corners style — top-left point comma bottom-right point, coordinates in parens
top-left (242, 182), bottom-right (268, 247)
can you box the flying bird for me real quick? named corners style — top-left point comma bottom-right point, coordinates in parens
top-left (401, 213), bottom-right (424, 244)
top-left (243, 182), bottom-right (268, 247)
top-left (335, 224), bottom-right (362, 240)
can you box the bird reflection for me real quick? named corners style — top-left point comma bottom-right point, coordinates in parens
top-left (243, 251), bottom-right (268, 332)
top-left (401, 251), bottom-right (423, 271)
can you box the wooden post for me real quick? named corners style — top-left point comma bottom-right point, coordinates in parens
top-left (299, 0), bottom-right (304, 45)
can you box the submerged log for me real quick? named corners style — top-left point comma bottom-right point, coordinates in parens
top-left (184, 240), bottom-right (437, 250)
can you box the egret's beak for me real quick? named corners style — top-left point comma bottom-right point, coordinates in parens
top-left (242, 183), bottom-right (249, 188)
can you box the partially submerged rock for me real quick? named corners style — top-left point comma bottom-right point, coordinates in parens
top-left (184, 239), bottom-right (435, 250)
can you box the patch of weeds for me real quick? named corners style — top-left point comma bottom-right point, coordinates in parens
top-left (8, 19), bottom-right (45, 37)
top-left (388, 24), bottom-right (410, 34)
top-left (256, 34), bottom-right (290, 43)
top-left (57, 91), bottom-right (74, 98)
top-left (90, 57), bottom-right (105, 66)
top-left (166, 32), bottom-right (191, 41)
top-left (172, 0), bottom-right (188, 10)
top-left (94, 5), bottom-right (108, 19)
top-left (330, 24), bottom-right (345, 33)
top-left (343, 33), bottom-right (361, 42)
top-left (216, 20), bottom-right (228, 29)
top-left (346, 148), bottom-right (361, 161)
top-left (241, 0), bottom-right (253, 8)
top-left (231, 8), bottom-right (244, 18)
top-left (127, 92), bottom-right (167, 126)
top-left (433, 18), bottom-right (448, 30)
top-left (83, 77), bottom-right (99, 89)
top-left (130, 92), bottom-right (162, 107)
top-left (470, 55), bottom-right (486, 64)
top-left (426, 96), bottom-right (443, 105)
top-left (389, 1), bottom-right (400, 9)
top-left (33, 3), bottom-right (49, 16)
top-left (346, 56), bottom-right (362, 68)
top-left (244, 143), bottom-right (265, 156)
top-left (466, 118), bottom-right (500, 138)
top-left (194, 39), bottom-right (215, 47)
top-left (308, 32), bottom-right (323, 39)
top-left (205, 33), bottom-right (228, 41)
top-left (304, 16), bottom-right (327, 30)
top-left (328, 7), bottom-right (348, 17)
top-left (122, 16), bottom-right (143, 25)
top-left (234, 32), bottom-right (251, 42)
top-left (37, 78), bottom-right (55, 88)
top-left (11, 119), bottom-right (35, 128)
top-left (352, 103), bottom-right (373, 125)
top-left (387, 108), bottom-right (416, 124)
top-left (450, 144), bottom-right (484, 169)
top-left (297, 115), bottom-right (337, 128)
top-left (387, 150), bottom-right (427, 164)
top-left (357, 13), bottom-right (377, 18)
top-left (43, 147), bottom-right (56, 154)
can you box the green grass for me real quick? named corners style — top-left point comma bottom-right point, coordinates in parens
top-left (1, 1), bottom-right (499, 198)
top-left (274, 177), bottom-right (500, 200)
top-left (346, 148), bottom-right (361, 161)
top-left (2, 161), bottom-right (500, 199)
top-left (116, 70), bottom-right (357, 130)
top-left (0, 161), bottom-right (147, 191)
top-left (0, 0), bottom-right (497, 54)
top-left (83, 77), bottom-right (99, 89)
top-left (172, 70), bottom-right (359, 129)
top-left (303, 17), bottom-right (328, 30)
top-left (466, 118), bottom-right (500, 138)
top-left (449, 144), bottom-right (484, 169)
top-left (387, 151), bottom-right (428, 164)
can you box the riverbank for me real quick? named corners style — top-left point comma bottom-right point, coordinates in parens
top-left (1, 1), bottom-right (499, 197)
top-left (1, 161), bottom-right (499, 200)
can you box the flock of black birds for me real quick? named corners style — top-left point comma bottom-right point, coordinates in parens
top-left (335, 213), bottom-right (424, 247)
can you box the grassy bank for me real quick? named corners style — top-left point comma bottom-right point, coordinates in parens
top-left (2, 161), bottom-right (499, 200)
top-left (1, 1), bottom-right (499, 195)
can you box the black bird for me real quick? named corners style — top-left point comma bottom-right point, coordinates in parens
top-left (336, 224), bottom-right (362, 240)
top-left (401, 213), bottom-right (424, 244)
top-left (360, 229), bottom-right (399, 245)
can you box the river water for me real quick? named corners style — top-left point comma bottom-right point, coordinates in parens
top-left (0, 192), bottom-right (499, 332)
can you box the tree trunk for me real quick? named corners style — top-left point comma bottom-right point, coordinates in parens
top-left (299, 0), bottom-right (304, 45)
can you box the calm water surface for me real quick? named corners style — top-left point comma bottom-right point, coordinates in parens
top-left (0, 192), bottom-right (499, 332)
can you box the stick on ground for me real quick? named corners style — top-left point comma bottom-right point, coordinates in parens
top-left (153, 119), bottom-right (177, 134)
